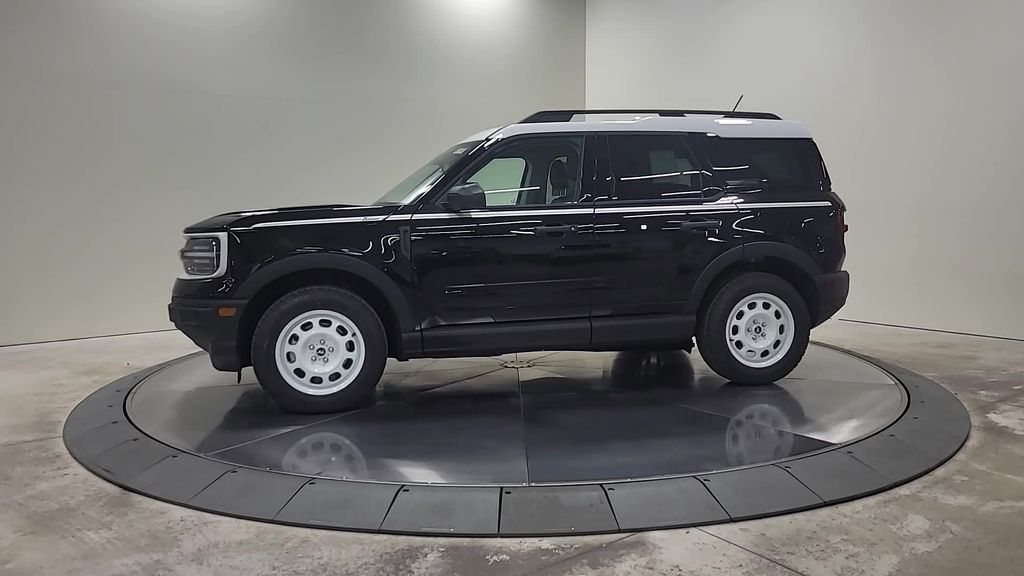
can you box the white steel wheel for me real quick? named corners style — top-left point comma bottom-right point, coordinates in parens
top-left (274, 309), bottom-right (366, 395)
top-left (726, 293), bottom-right (795, 368)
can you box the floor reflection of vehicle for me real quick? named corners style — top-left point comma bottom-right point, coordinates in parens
top-left (606, 350), bottom-right (808, 466)
top-left (184, 350), bottom-right (823, 484)
top-left (607, 350), bottom-right (695, 389)
top-left (190, 387), bottom-right (326, 456)
top-left (725, 403), bottom-right (796, 466)
top-left (522, 351), bottom-right (819, 482)
top-left (280, 431), bottom-right (367, 477)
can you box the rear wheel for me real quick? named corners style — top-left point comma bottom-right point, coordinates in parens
top-left (251, 286), bottom-right (386, 413)
top-left (697, 272), bottom-right (810, 385)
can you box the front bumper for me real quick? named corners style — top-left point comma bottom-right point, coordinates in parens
top-left (169, 297), bottom-right (248, 371)
top-left (812, 270), bottom-right (850, 326)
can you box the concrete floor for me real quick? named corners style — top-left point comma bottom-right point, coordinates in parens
top-left (1, 320), bottom-right (1022, 575)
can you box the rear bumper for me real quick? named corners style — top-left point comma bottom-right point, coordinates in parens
top-left (168, 297), bottom-right (247, 371)
top-left (812, 270), bottom-right (850, 326)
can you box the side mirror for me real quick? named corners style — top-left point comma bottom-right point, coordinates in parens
top-left (443, 183), bottom-right (486, 212)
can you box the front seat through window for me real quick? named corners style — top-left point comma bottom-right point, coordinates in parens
top-left (549, 158), bottom-right (572, 203)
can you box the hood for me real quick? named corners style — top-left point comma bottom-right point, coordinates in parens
top-left (183, 204), bottom-right (401, 233)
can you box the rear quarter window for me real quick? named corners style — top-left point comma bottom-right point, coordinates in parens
top-left (698, 136), bottom-right (829, 194)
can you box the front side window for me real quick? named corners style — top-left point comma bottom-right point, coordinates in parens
top-left (459, 136), bottom-right (585, 208)
top-left (607, 134), bottom-right (702, 201)
top-left (467, 157), bottom-right (527, 207)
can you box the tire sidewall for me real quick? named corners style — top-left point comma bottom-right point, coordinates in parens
top-left (251, 286), bottom-right (387, 413)
top-left (698, 273), bottom-right (810, 384)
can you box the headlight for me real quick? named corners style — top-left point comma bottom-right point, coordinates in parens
top-left (178, 232), bottom-right (228, 279)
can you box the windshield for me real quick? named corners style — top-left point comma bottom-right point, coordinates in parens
top-left (375, 141), bottom-right (482, 205)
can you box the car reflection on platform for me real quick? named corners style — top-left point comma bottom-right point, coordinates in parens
top-left (184, 350), bottom-right (823, 483)
top-left (613, 350), bottom-right (807, 465)
top-left (519, 350), bottom-right (815, 479)
top-left (280, 431), bottom-right (369, 478)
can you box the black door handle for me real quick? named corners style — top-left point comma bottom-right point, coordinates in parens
top-left (677, 220), bottom-right (721, 232)
top-left (538, 224), bottom-right (577, 236)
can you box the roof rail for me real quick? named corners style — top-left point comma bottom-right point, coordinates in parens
top-left (520, 109), bottom-right (782, 123)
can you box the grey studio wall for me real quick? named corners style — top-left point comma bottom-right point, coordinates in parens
top-left (0, 0), bottom-right (586, 345)
top-left (586, 0), bottom-right (1024, 339)
top-left (2, 0), bottom-right (1021, 346)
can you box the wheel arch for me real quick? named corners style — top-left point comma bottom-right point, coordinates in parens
top-left (689, 242), bottom-right (824, 325)
top-left (235, 254), bottom-right (414, 366)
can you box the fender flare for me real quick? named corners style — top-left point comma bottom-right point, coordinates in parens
top-left (235, 253), bottom-right (414, 332)
top-left (686, 241), bottom-right (822, 313)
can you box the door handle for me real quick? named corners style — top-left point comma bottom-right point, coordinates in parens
top-left (538, 224), bottom-right (577, 236)
top-left (677, 220), bottom-right (721, 232)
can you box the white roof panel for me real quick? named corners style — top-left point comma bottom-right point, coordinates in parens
top-left (489, 113), bottom-right (810, 140)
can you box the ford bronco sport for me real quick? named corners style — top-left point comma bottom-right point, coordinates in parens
top-left (170, 109), bottom-right (849, 413)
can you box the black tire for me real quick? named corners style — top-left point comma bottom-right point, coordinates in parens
top-left (250, 285), bottom-right (387, 414)
top-left (696, 272), bottom-right (810, 385)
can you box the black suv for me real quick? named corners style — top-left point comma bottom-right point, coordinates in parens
top-left (170, 110), bottom-right (849, 413)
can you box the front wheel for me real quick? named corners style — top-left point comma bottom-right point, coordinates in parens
top-left (697, 272), bottom-right (810, 385)
top-left (251, 286), bottom-right (387, 413)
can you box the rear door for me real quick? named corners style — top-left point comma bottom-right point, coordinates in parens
top-left (590, 132), bottom-right (739, 347)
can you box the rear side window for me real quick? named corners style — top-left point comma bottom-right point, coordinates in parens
top-left (699, 136), bottom-right (829, 194)
top-left (606, 134), bottom-right (702, 201)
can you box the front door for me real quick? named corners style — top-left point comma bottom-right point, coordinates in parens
top-left (411, 134), bottom-right (597, 355)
